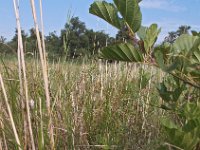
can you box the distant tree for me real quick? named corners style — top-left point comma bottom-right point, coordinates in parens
top-left (0, 36), bottom-right (6, 43)
top-left (86, 29), bottom-right (114, 55)
top-left (116, 25), bottom-right (130, 42)
top-left (1, 17), bottom-right (116, 59)
top-left (177, 25), bottom-right (191, 36)
top-left (11, 29), bottom-right (28, 43)
top-left (164, 31), bottom-right (178, 44)
top-left (116, 25), bottom-right (139, 47)
top-left (61, 17), bottom-right (114, 59)
top-left (0, 36), bottom-right (7, 54)
top-left (94, 31), bottom-right (113, 49)
top-left (61, 17), bottom-right (89, 58)
top-left (24, 28), bottom-right (38, 53)
top-left (164, 25), bottom-right (191, 43)
top-left (8, 29), bottom-right (28, 52)
top-left (46, 31), bottom-right (63, 59)
top-left (0, 36), bottom-right (18, 55)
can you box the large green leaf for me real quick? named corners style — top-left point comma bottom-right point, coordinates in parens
top-left (114, 0), bottom-right (142, 33)
top-left (183, 119), bottom-right (200, 133)
top-left (89, 1), bottom-right (122, 29)
top-left (137, 0), bottom-right (142, 3)
top-left (154, 48), bottom-right (180, 72)
top-left (143, 24), bottom-right (161, 54)
top-left (161, 117), bottom-right (200, 150)
top-left (193, 51), bottom-right (200, 63)
top-left (172, 34), bottom-right (199, 55)
top-left (161, 118), bottom-right (179, 129)
top-left (171, 35), bottom-right (200, 84)
top-left (182, 103), bottom-right (200, 120)
top-left (172, 34), bottom-right (200, 64)
top-left (157, 80), bottom-right (184, 103)
top-left (99, 43), bottom-right (144, 62)
top-left (137, 26), bottom-right (147, 40)
top-left (189, 38), bottom-right (200, 63)
top-left (191, 30), bottom-right (200, 37)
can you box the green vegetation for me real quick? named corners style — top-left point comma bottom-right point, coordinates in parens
top-left (0, 17), bottom-right (115, 61)
top-left (90, 0), bottom-right (200, 149)
top-left (1, 60), bottom-right (164, 149)
top-left (0, 0), bottom-right (200, 149)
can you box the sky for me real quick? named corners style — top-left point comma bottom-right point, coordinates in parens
top-left (0, 0), bottom-right (200, 42)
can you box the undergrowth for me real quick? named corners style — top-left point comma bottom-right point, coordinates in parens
top-left (0, 59), bottom-right (164, 149)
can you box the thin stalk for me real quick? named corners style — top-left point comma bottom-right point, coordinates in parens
top-left (12, 0), bottom-right (36, 149)
top-left (70, 92), bottom-right (76, 150)
top-left (39, 0), bottom-right (47, 63)
top-left (164, 142), bottom-right (184, 150)
top-left (17, 21), bottom-right (28, 150)
top-left (29, 0), bottom-right (50, 109)
top-left (145, 66), bottom-right (153, 115)
top-left (39, 98), bottom-right (44, 149)
top-left (0, 138), bottom-right (2, 150)
top-left (29, 0), bottom-right (54, 148)
top-left (0, 119), bottom-right (8, 150)
top-left (0, 74), bottom-right (21, 149)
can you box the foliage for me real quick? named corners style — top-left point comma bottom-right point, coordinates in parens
top-left (58, 17), bottom-right (114, 59)
top-left (1, 0), bottom-right (200, 149)
top-left (0, 36), bottom-right (9, 55)
top-left (89, 0), bottom-right (200, 149)
top-left (0, 17), bottom-right (114, 60)
top-left (99, 43), bottom-right (144, 62)
top-left (89, 1), bottom-right (122, 29)
top-left (46, 31), bottom-right (63, 59)
top-left (164, 25), bottom-right (191, 43)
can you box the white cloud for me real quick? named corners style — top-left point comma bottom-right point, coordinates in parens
top-left (140, 0), bottom-right (186, 12)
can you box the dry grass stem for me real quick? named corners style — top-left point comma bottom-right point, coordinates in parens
top-left (0, 74), bottom-right (21, 149)
top-left (12, 0), bottom-right (36, 149)
top-left (29, 0), bottom-right (55, 148)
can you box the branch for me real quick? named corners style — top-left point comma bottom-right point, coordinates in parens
top-left (169, 72), bottom-right (200, 89)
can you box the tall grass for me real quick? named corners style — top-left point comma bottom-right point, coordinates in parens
top-left (0, 0), bottom-right (165, 149)
top-left (13, 0), bottom-right (35, 149)
top-left (0, 59), bottom-right (164, 149)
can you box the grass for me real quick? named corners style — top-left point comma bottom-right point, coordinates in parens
top-left (0, 1), bottom-right (167, 149)
top-left (0, 59), bottom-right (165, 149)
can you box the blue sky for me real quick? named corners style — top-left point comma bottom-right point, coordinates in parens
top-left (0, 0), bottom-right (200, 42)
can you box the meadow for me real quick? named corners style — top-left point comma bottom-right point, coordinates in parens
top-left (0, 58), bottom-right (165, 149)
top-left (1, 0), bottom-right (200, 149)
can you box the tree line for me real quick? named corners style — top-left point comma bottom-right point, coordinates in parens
top-left (0, 16), bottom-right (194, 60)
top-left (0, 17), bottom-right (116, 60)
